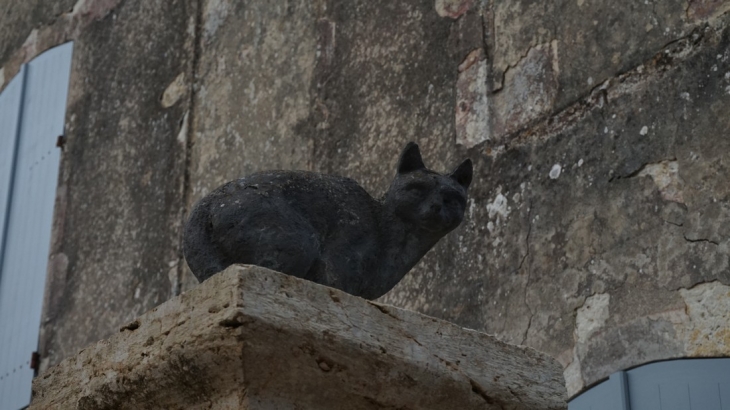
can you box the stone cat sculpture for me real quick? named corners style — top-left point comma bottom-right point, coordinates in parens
top-left (183, 142), bottom-right (472, 300)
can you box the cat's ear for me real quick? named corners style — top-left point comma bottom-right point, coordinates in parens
top-left (397, 142), bottom-right (426, 174)
top-left (450, 159), bottom-right (473, 189)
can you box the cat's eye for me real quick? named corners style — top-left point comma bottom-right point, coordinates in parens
top-left (406, 182), bottom-right (431, 192)
top-left (444, 192), bottom-right (466, 207)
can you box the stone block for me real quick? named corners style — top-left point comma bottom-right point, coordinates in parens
top-left (31, 265), bottom-right (567, 410)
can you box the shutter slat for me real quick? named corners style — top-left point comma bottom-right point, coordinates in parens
top-left (0, 65), bottom-right (26, 410)
top-left (0, 42), bottom-right (73, 410)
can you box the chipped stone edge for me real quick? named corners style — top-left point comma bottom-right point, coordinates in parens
top-left (31, 265), bottom-right (567, 410)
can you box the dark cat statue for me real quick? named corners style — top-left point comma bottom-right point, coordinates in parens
top-left (183, 142), bottom-right (472, 300)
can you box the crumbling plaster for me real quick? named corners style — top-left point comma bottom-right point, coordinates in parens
top-left (187, 1), bottom-right (730, 397)
top-left (1, 0), bottom-right (728, 398)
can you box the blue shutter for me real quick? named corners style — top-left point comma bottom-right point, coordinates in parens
top-left (569, 358), bottom-right (730, 410)
top-left (0, 67), bottom-right (25, 275)
top-left (0, 66), bottom-right (27, 410)
top-left (0, 42), bottom-right (73, 410)
top-left (627, 359), bottom-right (730, 410)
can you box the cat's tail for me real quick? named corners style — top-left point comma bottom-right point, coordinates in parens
top-left (183, 199), bottom-right (230, 282)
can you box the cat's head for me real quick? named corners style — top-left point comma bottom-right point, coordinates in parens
top-left (386, 142), bottom-right (472, 234)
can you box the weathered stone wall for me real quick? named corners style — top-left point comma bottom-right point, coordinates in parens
top-left (0, 0), bottom-right (77, 75)
top-left (191, 0), bottom-right (730, 397)
top-left (2, 0), bottom-right (729, 399)
top-left (0, 0), bottom-right (196, 371)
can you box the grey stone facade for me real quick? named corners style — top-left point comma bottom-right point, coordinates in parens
top-left (1, 0), bottom-right (728, 398)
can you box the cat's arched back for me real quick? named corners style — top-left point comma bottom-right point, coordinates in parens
top-left (183, 142), bottom-right (472, 299)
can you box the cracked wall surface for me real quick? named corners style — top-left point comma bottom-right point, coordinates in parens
top-left (396, 12), bottom-right (730, 397)
top-left (1, 0), bottom-right (729, 399)
top-left (0, 0), bottom-right (195, 371)
top-left (190, 0), bottom-right (730, 398)
top-left (454, 0), bottom-right (730, 148)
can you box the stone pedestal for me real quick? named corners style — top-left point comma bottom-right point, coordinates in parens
top-left (30, 265), bottom-right (567, 409)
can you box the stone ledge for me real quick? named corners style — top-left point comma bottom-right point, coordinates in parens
top-left (30, 265), bottom-right (567, 409)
